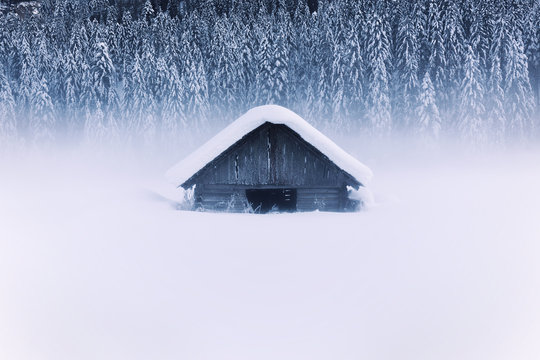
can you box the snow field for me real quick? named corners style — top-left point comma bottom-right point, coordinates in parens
top-left (0, 142), bottom-right (540, 360)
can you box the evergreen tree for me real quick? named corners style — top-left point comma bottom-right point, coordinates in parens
top-left (394, 2), bottom-right (419, 129)
top-left (417, 71), bottom-right (441, 138)
top-left (124, 52), bottom-right (154, 140)
top-left (364, 10), bottom-right (391, 134)
top-left (345, 29), bottom-right (364, 127)
top-left (62, 49), bottom-right (79, 132)
top-left (255, 18), bottom-right (273, 105)
top-left (459, 44), bottom-right (485, 141)
top-left (142, 0), bottom-right (155, 23)
top-left (485, 53), bottom-right (505, 142)
top-left (425, 0), bottom-right (446, 112)
top-left (179, 31), bottom-right (209, 130)
top-left (238, 22), bottom-right (257, 108)
top-left (523, 0), bottom-right (539, 110)
top-left (313, 0), bottom-right (333, 124)
top-left (30, 76), bottom-right (55, 142)
top-left (329, 43), bottom-right (347, 130)
top-left (0, 15), bottom-right (15, 80)
top-left (327, 3), bottom-right (350, 130)
top-left (209, 16), bottom-right (241, 121)
top-left (289, 0), bottom-right (312, 115)
top-left (84, 101), bottom-right (106, 142)
top-left (272, 5), bottom-right (291, 106)
top-left (162, 64), bottom-right (185, 140)
top-left (0, 67), bottom-right (16, 140)
top-left (89, 41), bottom-right (118, 136)
top-left (17, 36), bottom-right (37, 116)
top-left (503, 29), bottom-right (535, 137)
top-left (442, 0), bottom-right (465, 120)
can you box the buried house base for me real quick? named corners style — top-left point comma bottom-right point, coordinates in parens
top-left (193, 184), bottom-right (360, 213)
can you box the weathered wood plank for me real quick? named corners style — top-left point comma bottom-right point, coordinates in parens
top-left (183, 123), bottom-right (360, 189)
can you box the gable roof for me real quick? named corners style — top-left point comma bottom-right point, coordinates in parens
top-left (166, 105), bottom-right (373, 187)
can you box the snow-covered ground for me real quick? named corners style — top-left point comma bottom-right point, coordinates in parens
top-left (1, 139), bottom-right (540, 360)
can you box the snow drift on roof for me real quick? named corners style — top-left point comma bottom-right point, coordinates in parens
top-left (166, 105), bottom-right (373, 187)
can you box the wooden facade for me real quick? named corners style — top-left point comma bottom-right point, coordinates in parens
top-left (182, 122), bottom-right (362, 213)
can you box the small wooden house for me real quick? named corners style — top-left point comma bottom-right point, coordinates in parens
top-left (166, 105), bottom-right (373, 213)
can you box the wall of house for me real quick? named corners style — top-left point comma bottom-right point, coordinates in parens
top-left (194, 184), bottom-right (354, 213)
top-left (184, 123), bottom-right (358, 189)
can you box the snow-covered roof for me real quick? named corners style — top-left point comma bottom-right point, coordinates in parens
top-left (166, 105), bottom-right (373, 187)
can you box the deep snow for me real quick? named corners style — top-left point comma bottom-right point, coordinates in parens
top-left (1, 139), bottom-right (540, 360)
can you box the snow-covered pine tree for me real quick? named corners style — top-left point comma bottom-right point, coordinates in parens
top-left (161, 64), bottom-right (185, 143)
top-left (235, 16), bottom-right (257, 109)
top-left (179, 31), bottom-right (209, 131)
top-left (34, 31), bottom-right (53, 92)
top-left (364, 10), bottom-right (392, 135)
top-left (199, 0), bottom-right (216, 23)
top-left (346, 1), bottom-right (366, 129)
top-left (468, 0), bottom-right (490, 73)
top-left (394, 1), bottom-right (419, 130)
top-left (48, 49), bottom-right (66, 129)
top-left (88, 0), bottom-right (109, 21)
top-left (106, 7), bottom-right (121, 82)
top-left (90, 41), bottom-right (118, 137)
top-left (272, 3), bottom-right (291, 106)
top-left (329, 43), bottom-right (347, 131)
top-left (123, 52), bottom-right (153, 141)
top-left (62, 49), bottom-right (79, 133)
top-left (255, 16), bottom-right (273, 105)
top-left (327, 3), bottom-right (349, 131)
top-left (67, 22), bottom-right (90, 132)
top-left (208, 16), bottom-right (241, 122)
top-left (118, 10), bottom-right (135, 81)
top-left (152, 12), bottom-right (175, 59)
top-left (30, 76), bottom-right (55, 143)
top-left (50, 0), bottom-right (68, 48)
top-left (344, 28), bottom-right (364, 128)
top-left (459, 44), bottom-right (485, 142)
top-left (503, 28), bottom-right (535, 138)
top-left (523, 0), bottom-right (539, 111)
top-left (425, 0), bottom-right (446, 114)
top-left (442, 0), bottom-right (465, 122)
top-left (186, 10), bottom-right (211, 63)
top-left (289, 0), bottom-right (312, 116)
top-left (417, 71), bottom-right (441, 138)
top-left (0, 66), bottom-right (16, 140)
top-left (414, 0), bottom-right (428, 72)
top-left (140, 30), bottom-right (157, 97)
top-left (313, 0), bottom-right (333, 125)
top-left (485, 53), bottom-right (506, 142)
top-left (254, 5), bottom-right (290, 107)
top-left (142, 0), bottom-right (155, 24)
top-left (17, 36), bottom-right (36, 113)
top-left (84, 100), bottom-right (106, 143)
top-left (152, 56), bottom-right (170, 140)
top-left (0, 14), bottom-right (15, 80)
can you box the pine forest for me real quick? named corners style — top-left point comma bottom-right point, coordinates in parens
top-left (0, 0), bottom-right (538, 145)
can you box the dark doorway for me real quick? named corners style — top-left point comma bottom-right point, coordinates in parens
top-left (245, 188), bottom-right (297, 213)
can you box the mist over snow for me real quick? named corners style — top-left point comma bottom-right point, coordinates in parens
top-left (1, 138), bottom-right (540, 360)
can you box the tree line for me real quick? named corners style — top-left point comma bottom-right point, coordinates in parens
top-left (0, 0), bottom-right (538, 145)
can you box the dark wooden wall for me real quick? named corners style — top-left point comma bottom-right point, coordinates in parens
top-left (183, 122), bottom-right (359, 189)
top-left (184, 122), bottom-right (361, 212)
top-left (194, 184), bottom-right (355, 212)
